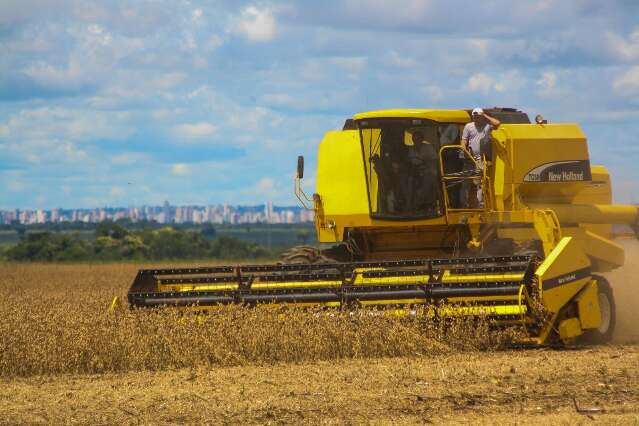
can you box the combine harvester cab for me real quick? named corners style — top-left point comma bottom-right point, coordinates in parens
top-left (127, 108), bottom-right (638, 346)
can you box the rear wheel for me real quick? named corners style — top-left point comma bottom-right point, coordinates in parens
top-left (581, 275), bottom-right (616, 344)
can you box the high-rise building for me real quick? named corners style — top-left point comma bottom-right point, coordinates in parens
top-left (163, 200), bottom-right (171, 223)
top-left (223, 203), bottom-right (230, 223)
top-left (36, 209), bottom-right (46, 224)
top-left (192, 209), bottom-right (202, 224)
top-left (265, 201), bottom-right (274, 224)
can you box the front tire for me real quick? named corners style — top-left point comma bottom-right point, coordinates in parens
top-left (581, 275), bottom-right (616, 344)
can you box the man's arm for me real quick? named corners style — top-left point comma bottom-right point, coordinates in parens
top-left (482, 112), bottom-right (500, 129)
top-left (461, 123), bottom-right (470, 149)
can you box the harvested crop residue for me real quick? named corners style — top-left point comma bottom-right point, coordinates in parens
top-left (1, 348), bottom-right (638, 424)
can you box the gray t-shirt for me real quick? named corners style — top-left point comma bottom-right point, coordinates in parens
top-left (462, 122), bottom-right (493, 159)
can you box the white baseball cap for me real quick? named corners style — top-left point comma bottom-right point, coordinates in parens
top-left (471, 108), bottom-right (484, 115)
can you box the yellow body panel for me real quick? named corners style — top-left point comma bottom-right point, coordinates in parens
top-left (315, 130), bottom-right (369, 216)
top-left (315, 130), bottom-right (369, 241)
top-left (535, 237), bottom-right (591, 312)
top-left (576, 280), bottom-right (602, 330)
top-left (558, 317), bottom-right (583, 341)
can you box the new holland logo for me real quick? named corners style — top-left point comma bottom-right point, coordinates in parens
top-left (524, 160), bottom-right (592, 183)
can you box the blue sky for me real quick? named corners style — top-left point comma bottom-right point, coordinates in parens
top-left (1, 0), bottom-right (638, 209)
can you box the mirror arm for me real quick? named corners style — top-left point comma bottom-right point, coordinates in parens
top-left (294, 176), bottom-right (313, 209)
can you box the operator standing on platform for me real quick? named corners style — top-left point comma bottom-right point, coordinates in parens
top-left (461, 108), bottom-right (500, 207)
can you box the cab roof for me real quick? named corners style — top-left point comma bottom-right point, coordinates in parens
top-left (351, 108), bottom-right (531, 125)
top-left (352, 109), bottom-right (470, 123)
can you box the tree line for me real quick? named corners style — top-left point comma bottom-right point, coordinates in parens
top-left (3, 222), bottom-right (271, 262)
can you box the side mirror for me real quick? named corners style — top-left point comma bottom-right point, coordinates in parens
top-left (297, 155), bottom-right (304, 179)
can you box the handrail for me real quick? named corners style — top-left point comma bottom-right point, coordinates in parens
top-left (438, 145), bottom-right (489, 213)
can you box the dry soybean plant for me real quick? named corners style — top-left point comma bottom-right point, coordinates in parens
top-left (0, 263), bottom-right (522, 377)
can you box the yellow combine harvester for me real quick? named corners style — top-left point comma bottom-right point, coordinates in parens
top-left (128, 107), bottom-right (639, 346)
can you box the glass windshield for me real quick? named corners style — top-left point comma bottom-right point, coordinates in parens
top-left (358, 119), bottom-right (460, 219)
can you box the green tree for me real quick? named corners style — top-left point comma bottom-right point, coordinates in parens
top-left (95, 222), bottom-right (129, 239)
top-left (210, 235), bottom-right (268, 259)
top-left (200, 224), bottom-right (217, 240)
top-left (6, 232), bottom-right (90, 261)
top-left (140, 227), bottom-right (212, 260)
top-left (296, 229), bottom-right (311, 244)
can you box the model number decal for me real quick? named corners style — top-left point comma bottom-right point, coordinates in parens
top-left (543, 268), bottom-right (591, 291)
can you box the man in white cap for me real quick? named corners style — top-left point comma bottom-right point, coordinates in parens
top-left (460, 108), bottom-right (500, 207)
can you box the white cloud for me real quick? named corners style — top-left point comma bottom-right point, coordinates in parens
top-left (153, 73), bottom-right (186, 90)
top-left (613, 66), bottom-right (639, 96)
top-left (26, 154), bottom-right (41, 164)
top-left (22, 24), bottom-right (145, 91)
top-left (466, 73), bottom-right (495, 93)
top-left (256, 177), bottom-right (275, 191)
top-left (151, 109), bottom-right (171, 120)
top-left (181, 32), bottom-right (197, 50)
top-left (263, 93), bottom-right (298, 108)
top-left (536, 71), bottom-right (557, 90)
top-left (192, 8), bottom-right (204, 21)
top-left (389, 51), bottom-right (417, 68)
top-left (232, 6), bottom-right (277, 42)
top-left (330, 56), bottom-right (367, 73)
top-left (60, 141), bottom-right (87, 161)
top-left (2, 106), bottom-right (132, 142)
top-left (466, 39), bottom-right (489, 57)
top-left (606, 28), bottom-right (639, 62)
top-left (421, 85), bottom-right (445, 101)
top-left (535, 71), bottom-right (559, 98)
top-left (171, 163), bottom-right (190, 175)
top-left (299, 59), bottom-right (325, 81)
top-left (342, 0), bottom-right (432, 26)
top-left (111, 153), bottom-right (147, 165)
top-left (227, 107), bottom-right (270, 131)
top-left (581, 110), bottom-right (639, 122)
top-left (23, 58), bottom-right (86, 90)
top-left (7, 181), bottom-right (26, 192)
top-left (193, 56), bottom-right (208, 69)
top-left (34, 195), bottom-right (47, 205)
top-left (205, 35), bottom-right (223, 51)
top-left (86, 24), bottom-right (112, 44)
top-left (239, 176), bottom-right (285, 201)
top-left (110, 186), bottom-right (125, 196)
top-left (172, 122), bottom-right (217, 139)
top-left (466, 71), bottom-right (525, 94)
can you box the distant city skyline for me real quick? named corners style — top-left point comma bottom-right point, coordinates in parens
top-left (0, 201), bottom-right (314, 225)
